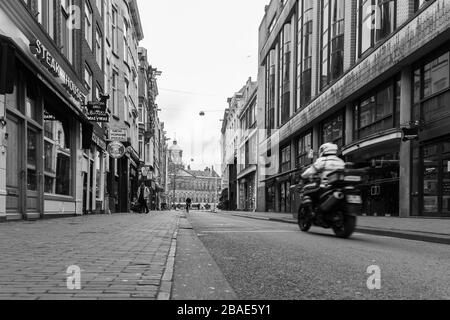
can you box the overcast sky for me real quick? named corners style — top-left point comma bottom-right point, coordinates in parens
top-left (136, 0), bottom-right (268, 172)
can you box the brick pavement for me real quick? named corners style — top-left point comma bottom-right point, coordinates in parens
top-left (0, 212), bottom-right (180, 300)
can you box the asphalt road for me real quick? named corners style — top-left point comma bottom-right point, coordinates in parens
top-left (173, 211), bottom-right (450, 300)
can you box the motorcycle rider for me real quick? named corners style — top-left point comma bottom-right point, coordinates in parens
top-left (301, 143), bottom-right (346, 186)
top-left (301, 143), bottom-right (346, 218)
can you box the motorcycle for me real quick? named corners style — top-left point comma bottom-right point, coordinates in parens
top-left (297, 164), bottom-right (366, 239)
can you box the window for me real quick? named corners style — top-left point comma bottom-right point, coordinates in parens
top-left (44, 109), bottom-right (72, 196)
top-left (124, 80), bottom-right (130, 122)
top-left (322, 112), bottom-right (344, 147)
top-left (301, 0), bottom-right (314, 106)
top-left (279, 22), bottom-right (292, 126)
top-left (414, 0), bottom-right (427, 12)
top-left (85, 2), bottom-right (93, 49)
top-left (95, 28), bottom-right (103, 69)
top-left (413, 51), bottom-right (450, 123)
top-left (96, 0), bottom-right (102, 15)
top-left (139, 135), bottom-right (144, 160)
top-left (353, 78), bottom-right (400, 140)
top-left (281, 145), bottom-right (291, 173)
top-left (112, 6), bottom-right (118, 53)
top-left (138, 104), bottom-right (144, 123)
top-left (265, 50), bottom-right (276, 137)
top-left (321, 0), bottom-right (345, 89)
top-left (37, 0), bottom-right (55, 39)
top-left (112, 69), bottom-right (119, 116)
top-left (296, 132), bottom-right (312, 169)
top-left (84, 65), bottom-right (93, 101)
top-left (61, 1), bottom-right (73, 64)
top-left (358, 0), bottom-right (396, 57)
top-left (123, 19), bottom-right (129, 63)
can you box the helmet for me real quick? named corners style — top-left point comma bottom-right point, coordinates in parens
top-left (319, 143), bottom-right (339, 157)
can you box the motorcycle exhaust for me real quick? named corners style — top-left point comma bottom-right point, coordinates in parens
top-left (320, 191), bottom-right (345, 212)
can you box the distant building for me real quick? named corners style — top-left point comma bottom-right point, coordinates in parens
top-left (167, 141), bottom-right (220, 208)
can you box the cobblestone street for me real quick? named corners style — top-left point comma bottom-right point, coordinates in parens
top-left (0, 213), bottom-right (180, 300)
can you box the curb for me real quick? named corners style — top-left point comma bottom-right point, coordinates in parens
top-left (230, 214), bottom-right (450, 245)
top-left (156, 217), bottom-right (180, 300)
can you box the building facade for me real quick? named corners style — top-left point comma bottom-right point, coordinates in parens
top-left (220, 86), bottom-right (246, 211)
top-left (103, 0), bottom-right (143, 213)
top-left (137, 47), bottom-right (167, 210)
top-left (257, 0), bottom-right (450, 217)
top-left (237, 78), bottom-right (258, 212)
top-left (0, 0), bottom-right (97, 221)
top-left (168, 141), bottom-right (220, 209)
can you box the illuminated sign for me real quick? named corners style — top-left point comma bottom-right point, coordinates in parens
top-left (29, 39), bottom-right (84, 102)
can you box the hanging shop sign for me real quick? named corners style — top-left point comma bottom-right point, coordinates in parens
top-left (29, 39), bottom-right (84, 102)
top-left (107, 141), bottom-right (126, 159)
top-left (92, 133), bottom-right (107, 151)
top-left (86, 101), bottom-right (109, 123)
top-left (109, 128), bottom-right (128, 142)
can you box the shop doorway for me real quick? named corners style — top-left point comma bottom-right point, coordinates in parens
top-left (5, 113), bottom-right (43, 219)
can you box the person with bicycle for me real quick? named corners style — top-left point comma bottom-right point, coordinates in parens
top-left (185, 198), bottom-right (192, 213)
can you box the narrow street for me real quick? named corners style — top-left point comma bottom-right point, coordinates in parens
top-left (172, 212), bottom-right (450, 300)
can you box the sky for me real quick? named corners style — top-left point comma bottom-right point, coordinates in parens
top-left (136, 0), bottom-right (268, 172)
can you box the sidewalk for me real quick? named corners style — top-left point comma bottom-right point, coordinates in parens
top-left (223, 211), bottom-right (450, 245)
top-left (0, 212), bottom-right (180, 300)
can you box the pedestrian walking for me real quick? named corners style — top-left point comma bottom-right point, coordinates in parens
top-left (185, 198), bottom-right (192, 213)
top-left (137, 182), bottom-right (150, 214)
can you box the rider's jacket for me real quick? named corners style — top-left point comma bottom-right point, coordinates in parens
top-left (301, 155), bottom-right (345, 186)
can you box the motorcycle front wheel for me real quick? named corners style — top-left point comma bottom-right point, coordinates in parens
top-left (333, 214), bottom-right (356, 239)
top-left (298, 207), bottom-right (312, 232)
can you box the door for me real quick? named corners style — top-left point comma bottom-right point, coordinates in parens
top-left (5, 114), bottom-right (22, 219)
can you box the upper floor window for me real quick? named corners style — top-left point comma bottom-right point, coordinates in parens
top-left (84, 64), bottom-right (93, 102)
top-left (265, 50), bottom-right (276, 137)
top-left (85, 2), bottom-right (93, 49)
top-left (279, 22), bottom-right (292, 127)
top-left (320, 0), bottom-right (345, 89)
top-left (300, 0), bottom-right (314, 107)
top-left (95, 28), bottom-right (103, 69)
top-left (358, 0), bottom-right (396, 57)
top-left (296, 132), bottom-right (312, 169)
top-left (37, 0), bottom-right (55, 39)
top-left (281, 145), bottom-right (291, 173)
top-left (61, 1), bottom-right (74, 64)
top-left (413, 51), bottom-right (450, 124)
top-left (414, 0), bottom-right (427, 12)
top-left (112, 6), bottom-right (119, 53)
top-left (322, 112), bottom-right (345, 148)
top-left (353, 77), bottom-right (401, 140)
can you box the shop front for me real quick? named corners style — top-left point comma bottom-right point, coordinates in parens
top-left (238, 171), bottom-right (256, 212)
top-left (0, 32), bottom-right (91, 221)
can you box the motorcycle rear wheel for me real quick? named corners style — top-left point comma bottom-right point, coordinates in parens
top-left (333, 214), bottom-right (356, 239)
top-left (298, 207), bottom-right (312, 232)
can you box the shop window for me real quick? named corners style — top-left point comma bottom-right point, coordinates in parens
top-left (25, 81), bottom-right (38, 121)
top-left (44, 109), bottom-right (72, 196)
